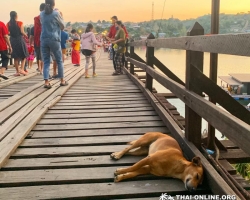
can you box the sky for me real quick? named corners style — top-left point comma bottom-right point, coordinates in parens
top-left (0, 0), bottom-right (249, 25)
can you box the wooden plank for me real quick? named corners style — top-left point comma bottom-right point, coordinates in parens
top-left (0, 166), bottom-right (137, 186)
top-left (63, 93), bottom-right (143, 97)
top-left (50, 103), bottom-right (152, 110)
top-left (131, 33), bottom-right (250, 57)
top-left (0, 66), bottom-right (78, 125)
top-left (55, 100), bottom-right (149, 106)
top-left (33, 121), bottom-right (165, 131)
top-left (47, 107), bottom-right (155, 114)
top-left (220, 140), bottom-right (238, 149)
top-left (12, 145), bottom-right (129, 157)
top-left (20, 135), bottom-right (144, 147)
top-left (64, 91), bottom-right (141, 94)
top-left (0, 66), bottom-right (76, 112)
top-left (0, 180), bottom-right (204, 200)
top-left (0, 70), bottom-right (39, 89)
top-left (123, 67), bottom-right (238, 196)
top-left (218, 160), bottom-right (236, 175)
top-left (0, 67), bottom-right (83, 141)
top-left (219, 149), bottom-right (250, 163)
top-left (42, 111), bottom-right (158, 119)
top-left (38, 116), bottom-right (161, 125)
top-left (127, 57), bottom-right (250, 157)
top-left (28, 127), bottom-right (169, 138)
top-left (59, 97), bottom-right (147, 102)
top-left (155, 93), bottom-right (177, 98)
top-left (0, 66), bottom-right (85, 168)
top-left (3, 155), bottom-right (143, 170)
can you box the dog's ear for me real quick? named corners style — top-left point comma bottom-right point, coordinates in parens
top-left (192, 156), bottom-right (202, 167)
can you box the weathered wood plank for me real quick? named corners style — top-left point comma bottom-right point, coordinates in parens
top-left (0, 180), bottom-right (204, 200)
top-left (20, 135), bottom-right (143, 147)
top-left (0, 66), bottom-right (76, 112)
top-left (28, 127), bottom-right (169, 138)
top-left (130, 33), bottom-right (250, 56)
top-left (13, 145), bottom-right (129, 157)
top-left (47, 107), bottom-right (155, 114)
top-left (50, 103), bottom-right (152, 110)
top-left (42, 111), bottom-right (158, 119)
top-left (59, 97), bottom-right (147, 103)
top-left (3, 155), bottom-right (143, 170)
top-left (33, 121), bottom-right (165, 131)
top-left (55, 100), bottom-right (149, 106)
top-left (38, 116), bottom-right (161, 125)
top-left (219, 149), bottom-right (250, 163)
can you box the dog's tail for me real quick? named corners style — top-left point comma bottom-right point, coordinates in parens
top-left (127, 140), bottom-right (137, 145)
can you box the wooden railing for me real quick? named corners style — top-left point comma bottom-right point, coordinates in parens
top-left (124, 22), bottom-right (250, 198)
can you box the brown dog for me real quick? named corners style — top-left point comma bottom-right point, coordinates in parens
top-left (110, 132), bottom-right (204, 192)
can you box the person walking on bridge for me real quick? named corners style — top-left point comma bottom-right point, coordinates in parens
top-left (7, 11), bottom-right (29, 76)
top-left (81, 23), bottom-right (103, 78)
top-left (40, 0), bottom-right (68, 88)
top-left (0, 21), bottom-right (12, 80)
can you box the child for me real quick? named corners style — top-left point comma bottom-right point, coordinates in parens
top-left (70, 29), bottom-right (80, 66)
top-left (27, 45), bottom-right (35, 68)
top-left (81, 23), bottom-right (103, 78)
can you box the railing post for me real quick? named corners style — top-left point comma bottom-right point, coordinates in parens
top-left (146, 33), bottom-right (155, 91)
top-left (130, 39), bottom-right (135, 75)
top-left (124, 39), bottom-right (129, 69)
top-left (185, 22), bottom-right (204, 149)
top-left (207, 0), bottom-right (220, 150)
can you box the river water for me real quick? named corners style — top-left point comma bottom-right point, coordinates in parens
top-left (135, 48), bottom-right (250, 138)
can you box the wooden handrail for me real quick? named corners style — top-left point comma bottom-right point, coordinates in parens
top-left (126, 56), bottom-right (250, 156)
top-left (129, 33), bottom-right (250, 56)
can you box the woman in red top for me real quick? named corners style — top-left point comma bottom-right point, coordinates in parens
top-left (7, 11), bottom-right (29, 76)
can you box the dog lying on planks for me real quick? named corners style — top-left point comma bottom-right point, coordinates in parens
top-left (110, 132), bottom-right (204, 192)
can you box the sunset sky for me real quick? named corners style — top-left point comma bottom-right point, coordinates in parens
top-left (1, 0), bottom-right (249, 25)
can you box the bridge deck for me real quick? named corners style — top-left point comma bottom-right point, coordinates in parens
top-left (0, 51), bottom-right (212, 199)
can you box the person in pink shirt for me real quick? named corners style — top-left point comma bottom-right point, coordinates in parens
top-left (81, 23), bottom-right (103, 78)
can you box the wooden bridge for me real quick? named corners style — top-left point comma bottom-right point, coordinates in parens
top-left (1, 23), bottom-right (250, 199)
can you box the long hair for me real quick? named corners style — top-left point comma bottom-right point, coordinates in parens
top-left (45, 0), bottom-right (55, 14)
top-left (85, 23), bottom-right (93, 33)
top-left (9, 11), bottom-right (21, 37)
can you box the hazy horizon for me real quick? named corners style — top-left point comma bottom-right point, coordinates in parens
top-left (0, 0), bottom-right (249, 25)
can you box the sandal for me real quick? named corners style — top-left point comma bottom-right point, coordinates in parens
top-left (0, 74), bottom-right (9, 80)
top-left (14, 73), bottom-right (20, 77)
top-left (85, 75), bottom-right (90, 78)
top-left (44, 84), bottom-right (52, 89)
top-left (60, 81), bottom-right (68, 86)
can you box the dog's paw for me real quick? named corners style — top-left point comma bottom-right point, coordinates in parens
top-left (110, 152), bottom-right (121, 160)
top-left (114, 168), bottom-right (124, 175)
top-left (114, 175), bottom-right (121, 182)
